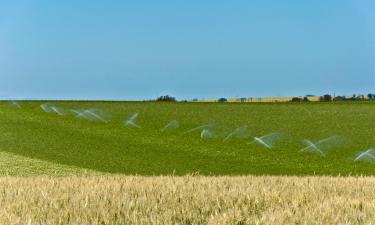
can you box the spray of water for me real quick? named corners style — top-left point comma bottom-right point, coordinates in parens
top-left (123, 113), bottom-right (141, 128)
top-left (71, 109), bottom-right (109, 122)
top-left (223, 126), bottom-right (249, 142)
top-left (50, 106), bottom-right (65, 116)
top-left (71, 110), bottom-right (87, 119)
top-left (200, 129), bottom-right (216, 139)
top-left (40, 103), bottom-right (53, 112)
top-left (9, 101), bottom-right (21, 108)
top-left (183, 124), bottom-right (215, 134)
top-left (300, 136), bottom-right (341, 156)
top-left (248, 132), bottom-right (281, 149)
top-left (161, 120), bottom-right (179, 132)
top-left (354, 149), bottom-right (375, 162)
top-left (40, 104), bottom-right (68, 116)
top-left (84, 110), bottom-right (108, 122)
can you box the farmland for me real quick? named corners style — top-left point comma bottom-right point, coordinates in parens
top-left (0, 175), bottom-right (375, 225)
top-left (0, 101), bottom-right (374, 176)
top-left (1, 101), bottom-right (375, 224)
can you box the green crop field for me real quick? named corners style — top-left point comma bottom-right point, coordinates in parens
top-left (0, 101), bottom-right (374, 176)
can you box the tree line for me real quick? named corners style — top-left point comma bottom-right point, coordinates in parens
top-left (152, 94), bottom-right (375, 103)
top-left (291, 94), bottom-right (375, 102)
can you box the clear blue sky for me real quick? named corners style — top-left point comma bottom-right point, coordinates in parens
top-left (1, 1), bottom-right (374, 100)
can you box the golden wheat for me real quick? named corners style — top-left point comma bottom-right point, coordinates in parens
top-left (0, 176), bottom-right (374, 225)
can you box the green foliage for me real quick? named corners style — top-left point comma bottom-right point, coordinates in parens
top-left (303, 97), bottom-right (310, 102)
top-left (333, 96), bottom-right (347, 101)
top-left (156, 95), bottom-right (176, 102)
top-left (291, 97), bottom-right (302, 102)
top-left (218, 98), bottom-right (227, 103)
top-left (291, 97), bottom-right (309, 102)
top-left (1, 101), bottom-right (375, 176)
top-left (319, 94), bottom-right (332, 102)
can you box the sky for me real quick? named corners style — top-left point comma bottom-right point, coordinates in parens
top-left (0, 0), bottom-right (374, 100)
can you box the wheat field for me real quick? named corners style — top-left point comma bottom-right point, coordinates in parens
top-left (0, 176), bottom-right (374, 225)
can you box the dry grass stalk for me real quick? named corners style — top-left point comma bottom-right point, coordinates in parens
top-left (0, 176), bottom-right (374, 225)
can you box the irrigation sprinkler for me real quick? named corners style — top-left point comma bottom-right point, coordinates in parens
top-left (50, 106), bottom-right (64, 116)
top-left (300, 136), bottom-right (340, 156)
top-left (248, 132), bottom-right (281, 149)
top-left (223, 126), bottom-right (248, 142)
top-left (71, 110), bottom-right (87, 119)
top-left (354, 149), bottom-right (375, 162)
top-left (183, 124), bottom-right (215, 134)
top-left (200, 129), bottom-right (215, 139)
top-left (40, 103), bottom-right (53, 113)
top-left (123, 113), bottom-right (141, 128)
top-left (9, 101), bottom-right (21, 108)
top-left (71, 109), bottom-right (109, 122)
top-left (84, 109), bottom-right (108, 122)
top-left (161, 120), bottom-right (179, 132)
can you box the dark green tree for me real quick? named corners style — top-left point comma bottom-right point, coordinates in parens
top-left (156, 95), bottom-right (176, 102)
top-left (291, 97), bottom-right (302, 102)
top-left (319, 94), bottom-right (332, 102)
top-left (218, 98), bottom-right (227, 103)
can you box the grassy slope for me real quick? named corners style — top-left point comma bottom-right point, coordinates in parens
top-left (0, 176), bottom-right (374, 225)
top-left (0, 151), bottom-right (100, 176)
top-left (0, 101), bottom-right (374, 176)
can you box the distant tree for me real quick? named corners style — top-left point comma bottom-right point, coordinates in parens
top-left (240, 98), bottom-right (247, 103)
top-left (218, 98), bottom-right (227, 103)
top-left (368, 94), bottom-right (374, 100)
top-left (156, 95), bottom-right (176, 102)
top-left (333, 96), bottom-right (347, 101)
top-left (319, 94), bottom-right (332, 102)
top-left (303, 97), bottom-right (310, 102)
top-left (291, 97), bottom-right (302, 102)
top-left (350, 94), bottom-right (364, 101)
